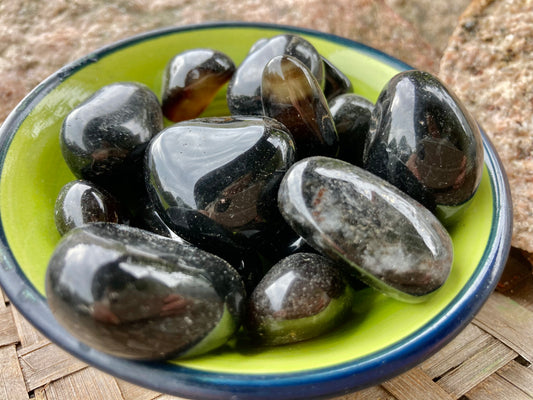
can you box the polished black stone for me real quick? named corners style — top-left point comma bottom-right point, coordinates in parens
top-left (329, 93), bottom-right (374, 166)
top-left (45, 223), bottom-right (245, 360)
top-left (362, 70), bottom-right (484, 223)
top-left (278, 156), bottom-right (454, 302)
top-left (162, 48), bottom-right (235, 122)
top-left (145, 116), bottom-right (296, 290)
top-left (227, 34), bottom-right (325, 115)
top-left (262, 55), bottom-right (339, 159)
top-left (322, 57), bottom-right (353, 101)
top-left (246, 252), bottom-right (354, 345)
top-left (60, 82), bottom-right (164, 209)
top-left (54, 179), bottom-right (126, 235)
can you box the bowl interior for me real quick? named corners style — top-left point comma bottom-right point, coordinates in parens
top-left (0, 24), bottom-right (497, 377)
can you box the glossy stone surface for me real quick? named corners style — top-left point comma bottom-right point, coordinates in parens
top-left (322, 57), bottom-right (353, 100)
top-left (363, 70), bottom-right (484, 223)
top-left (60, 82), bottom-right (164, 206)
top-left (262, 55), bottom-right (339, 159)
top-left (45, 223), bottom-right (245, 360)
top-left (278, 156), bottom-right (453, 302)
top-left (329, 93), bottom-right (374, 166)
top-left (162, 48), bottom-right (235, 122)
top-left (54, 180), bottom-right (126, 235)
top-left (145, 116), bottom-right (296, 289)
top-left (227, 34), bottom-right (324, 115)
top-left (246, 253), bottom-right (354, 345)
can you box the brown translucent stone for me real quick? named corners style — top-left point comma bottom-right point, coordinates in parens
top-left (261, 55), bottom-right (339, 159)
top-left (162, 48), bottom-right (235, 122)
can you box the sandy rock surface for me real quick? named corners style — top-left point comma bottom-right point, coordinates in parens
top-left (440, 0), bottom-right (533, 253)
top-left (0, 0), bottom-right (443, 123)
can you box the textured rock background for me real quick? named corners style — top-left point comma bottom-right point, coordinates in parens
top-left (440, 0), bottom-right (533, 255)
top-left (0, 0), bottom-right (467, 122)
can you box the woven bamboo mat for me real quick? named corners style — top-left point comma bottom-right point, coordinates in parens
top-left (1, 249), bottom-right (532, 400)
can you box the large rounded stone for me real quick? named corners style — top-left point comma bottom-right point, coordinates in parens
top-left (278, 156), bottom-right (453, 302)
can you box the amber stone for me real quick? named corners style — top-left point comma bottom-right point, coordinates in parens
top-left (162, 48), bottom-right (235, 122)
top-left (246, 253), bottom-right (354, 345)
top-left (261, 55), bottom-right (339, 159)
top-left (227, 34), bottom-right (324, 115)
top-left (54, 179), bottom-right (126, 235)
top-left (278, 156), bottom-right (453, 302)
top-left (363, 70), bottom-right (484, 224)
top-left (46, 223), bottom-right (245, 360)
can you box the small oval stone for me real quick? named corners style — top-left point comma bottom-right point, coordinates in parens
top-left (278, 156), bottom-right (453, 302)
top-left (363, 70), bottom-right (484, 224)
top-left (227, 34), bottom-right (325, 115)
top-left (45, 223), bottom-right (245, 360)
top-left (262, 55), bottom-right (339, 159)
top-left (145, 116), bottom-right (296, 289)
top-left (54, 179), bottom-right (126, 235)
top-left (329, 93), bottom-right (374, 166)
top-left (322, 57), bottom-right (353, 100)
top-left (246, 253), bottom-right (354, 345)
top-left (162, 48), bottom-right (235, 122)
top-left (60, 82), bottom-right (163, 207)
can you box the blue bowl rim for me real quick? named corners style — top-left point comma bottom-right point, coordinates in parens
top-left (0, 21), bottom-right (513, 400)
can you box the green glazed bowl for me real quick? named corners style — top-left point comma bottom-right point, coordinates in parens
top-left (0, 22), bottom-right (512, 399)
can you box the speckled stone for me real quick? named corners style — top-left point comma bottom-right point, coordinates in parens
top-left (278, 156), bottom-right (453, 302)
top-left (54, 179), bottom-right (126, 235)
top-left (246, 252), bottom-right (354, 345)
top-left (45, 223), bottom-right (245, 360)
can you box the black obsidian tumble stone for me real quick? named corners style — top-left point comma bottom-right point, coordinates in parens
top-left (45, 223), bottom-right (245, 360)
top-left (226, 34), bottom-right (324, 116)
top-left (329, 93), bottom-right (374, 167)
top-left (60, 82), bottom-right (164, 208)
top-left (363, 70), bottom-right (484, 223)
top-left (145, 116), bottom-right (296, 287)
top-left (54, 179), bottom-right (126, 235)
top-left (246, 253), bottom-right (354, 346)
top-left (278, 156), bottom-right (453, 302)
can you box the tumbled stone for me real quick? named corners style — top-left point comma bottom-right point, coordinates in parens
top-left (246, 253), bottom-right (354, 345)
top-left (329, 93), bottom-right (374, 167)
top-left (262, 55), bottom-right (339, 159)
top-left (278, 156), bottom-right (453, 302)
top-left (45, 223), bottom-right (245, 360)
top-left (161, 48), bottom-right (235, 122)
top-left (322, 57), bottom-right (353, 100)
top-left (227, 34), bottom-right (324, 115)
top-left (60, 82), bottom-right (163, 209)
top-left (54, 179), bottom-right (126, 235)
top-left (363, 70), bottom-right (484, 224)
top-left (145, 116), bottom-right (296, 290)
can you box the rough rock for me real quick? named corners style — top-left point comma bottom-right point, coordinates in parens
top-left (439, 0), bottom-right (533, 253)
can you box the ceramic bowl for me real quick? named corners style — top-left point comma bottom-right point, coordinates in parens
top-left (0, 22), bottom-right (512, 400)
